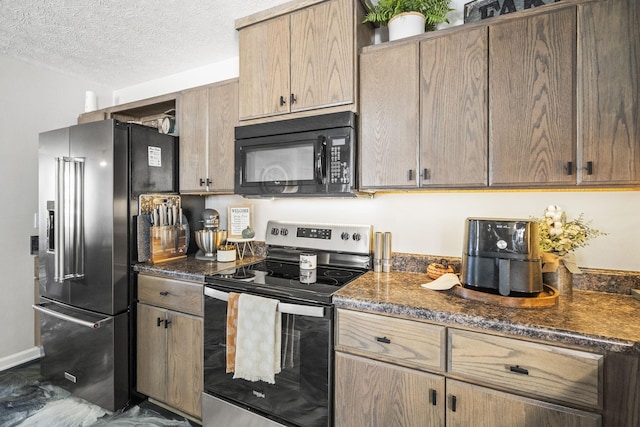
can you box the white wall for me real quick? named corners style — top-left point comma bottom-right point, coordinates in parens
top-left (206, 191), bottom-right (639, 272)
top-left (0, 54), bottom-right (112, 368)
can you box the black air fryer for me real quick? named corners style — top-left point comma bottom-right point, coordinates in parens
top-left (461, 218), bottom-right (543, 296)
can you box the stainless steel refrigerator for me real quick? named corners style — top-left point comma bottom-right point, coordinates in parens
top-left (34, 119), bottom-right (177, 411)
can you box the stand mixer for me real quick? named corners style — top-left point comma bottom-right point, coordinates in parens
top-left (195, 209), bottom-right (228, 261)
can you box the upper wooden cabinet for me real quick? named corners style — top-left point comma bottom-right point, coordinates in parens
top-left (577, 0), bottom-right (640, 185)
top-left (236, 0), bottom-right (372, 122)
top-left (359, 26), bottom-right (488, 190)
top-left (178, 79), bottom-right (238, 194)
top-left (489, 7), bottom-right (576, 186)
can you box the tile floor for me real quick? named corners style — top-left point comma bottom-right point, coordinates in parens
top-left (0, 361), bottom-right (197, 426)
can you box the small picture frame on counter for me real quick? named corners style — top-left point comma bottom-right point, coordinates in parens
top-left (227, 204), bottom-right (253, 238)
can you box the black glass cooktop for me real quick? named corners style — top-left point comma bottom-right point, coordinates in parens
top-left (205, 259), bottom-right (367, 304)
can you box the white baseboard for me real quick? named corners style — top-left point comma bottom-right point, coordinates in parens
top-left (0, 346), bottom-right (42, 371)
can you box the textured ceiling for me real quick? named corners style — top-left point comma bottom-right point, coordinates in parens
top-left (0, 0), bottom-right (291, 89)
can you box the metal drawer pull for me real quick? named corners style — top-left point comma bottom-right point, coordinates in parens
top-left (204, 287), bottom-right (325, 318)
top-left (509, 365), bottom-right (529, 375)
top-left (450, 395), bottom-right (457, 412)
top-left (32, 304), bottom-right (112, 329)
top-left (156, 317), bottom-right (163, 327)
top-left (376, 336), bottom-right (391, 344)
top-left (159, 291), bottom-right (169, 296)
top-left (431, 389), bottom-right (437, 406)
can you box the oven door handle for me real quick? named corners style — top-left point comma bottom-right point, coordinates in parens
top-left (204, 287), bottom-right (326, 318)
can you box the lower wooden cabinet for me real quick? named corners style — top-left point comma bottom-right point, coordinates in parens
top-left (335, 308), bottom-right (603, 426)
top-left (335, 352), bottom-right (445, 427)
top-left (136, 274), bottom-right (204, 419)
top-left (446, 379), bottom-right (601, 427)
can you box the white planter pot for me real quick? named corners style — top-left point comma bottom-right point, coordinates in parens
top-left (388, 12), bottom-right (426, 41)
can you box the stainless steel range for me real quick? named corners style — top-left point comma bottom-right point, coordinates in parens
top-left (202, 220), bottom-right (372, 427)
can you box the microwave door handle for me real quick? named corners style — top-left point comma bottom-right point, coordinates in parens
top-left (204, 287), bottom-right (325, 318)
top-left (315, 136), bottom-right (327, 185)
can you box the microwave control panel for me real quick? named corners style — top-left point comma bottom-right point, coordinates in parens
top-left (329, 137), bottom-right (350, 184)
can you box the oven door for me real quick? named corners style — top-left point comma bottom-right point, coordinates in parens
top-left (203, 285), bottom-right (333, 427)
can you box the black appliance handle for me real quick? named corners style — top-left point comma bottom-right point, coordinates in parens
top-left (204, 287), bottom-right (325, 318)
top-left (315, 136), bottom-right (327, 185)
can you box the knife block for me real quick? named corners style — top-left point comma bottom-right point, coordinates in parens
top-left (150, 224), bottom-right (188, 264)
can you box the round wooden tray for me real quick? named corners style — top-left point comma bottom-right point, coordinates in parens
top-left (451, 284), bottom-right (559, 308)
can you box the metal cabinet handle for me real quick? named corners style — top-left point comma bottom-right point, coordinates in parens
top-left (159, 291), bottom-right (169, 296)
top-left (290, 93), bottom-right (297, 104)
top-left (279, 96), bottom-right (286, 106)
top-left (422, 168), bottom-right (430, 180)
top-left (164, 319), bottom-right (172, 329)
top-left (431, 389), bottom-right (437, 406)
top-left (585, 161), bottom-right (593, 175)
top-left (451, 395), bottom-right (457, 412)
top-left (376, 336), bottom-right (391, 344)
top-left (156, 317), bottom-right (163, 327)
top-left (509, 365), bottom-right (529, 375)
top-left (408, 169), bottom-right (415, 181)
top-left (566, 161), bottom-right (573, 175)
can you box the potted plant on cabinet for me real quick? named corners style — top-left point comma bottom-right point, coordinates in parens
top-left (363, 0), bottom-right (453, 41)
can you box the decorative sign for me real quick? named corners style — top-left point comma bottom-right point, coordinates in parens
top-left (464, 0), bottom-right (562, 23)
top-left (228, 205), bottom-right (253, 238)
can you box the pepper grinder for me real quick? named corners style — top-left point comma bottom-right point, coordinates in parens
top-left (373, 232), bottom-right (383, 273)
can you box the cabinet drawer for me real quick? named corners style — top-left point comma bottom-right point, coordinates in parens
top-left (336, 309), bottom-right (446, 371)
top-left (138, 274), bottom-right (203, 316)
top-left (448, 329), bottom-right (603, 409)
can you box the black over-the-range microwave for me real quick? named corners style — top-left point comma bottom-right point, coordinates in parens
top-left (234, 111), bottom-right (358, 197)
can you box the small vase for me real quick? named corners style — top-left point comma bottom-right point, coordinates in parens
top-left (543, 263), bottom-right (573, 296)
top-left (388, 12), bottom-right (426, 41)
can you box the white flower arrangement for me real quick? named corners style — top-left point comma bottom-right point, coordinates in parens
top-left (535, 205), bottom-right (606, 256)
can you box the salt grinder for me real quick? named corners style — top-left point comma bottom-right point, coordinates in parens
top-left (382, 232), bottom-right (392, 273)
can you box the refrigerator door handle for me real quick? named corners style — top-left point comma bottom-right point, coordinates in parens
top-left (32, 303), bottom-right (112, 329)
top-left (55, 157), bottom-right (85, 282)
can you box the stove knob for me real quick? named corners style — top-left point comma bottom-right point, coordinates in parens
top-left (341, 232), bottom-right (350, 241)
top-left (352, 232), bottom-right (361, 241)
top-left (280, 228), bottom-right (289, 236)
top-left (271, 227), bottom-right (280, 236)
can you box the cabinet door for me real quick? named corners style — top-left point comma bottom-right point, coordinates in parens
top-left (290, 0), bottom-right (353, 112)
top-left (238, 15), bottom-right (290, 120)
top-left (489, 8), bottom-right (576, 186)
top-left (420, 27), bottom-right (488, 187)
top-left (578, 0), bottom-right (640, 185)
top-left (446, 379), bottom-right (601, 427)
top-left (167, 311), bottom-right (203, 418)
top-left (136, 303), bottom-right (167, 401)
top-left (179, 88), bottom-right (208, 192)
top-left (359, 42), bottom-right (420, 189)
top-left (335, 352), bottom-right (445, 427)
top-left (207, 80), bottom-right (239, 193)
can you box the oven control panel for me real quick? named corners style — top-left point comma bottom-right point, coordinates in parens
top-left (266, 220), bottom-right (372, 255)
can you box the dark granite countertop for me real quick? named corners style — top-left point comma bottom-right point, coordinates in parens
top-left (333, 271), bottom-right (640, 355)
top-left (133, 255), bottom-right (264, 282)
